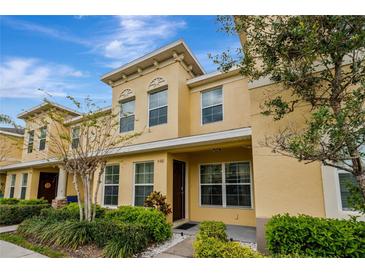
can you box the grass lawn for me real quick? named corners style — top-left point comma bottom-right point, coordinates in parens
top-left (0, 233), bottom-right (66, 258)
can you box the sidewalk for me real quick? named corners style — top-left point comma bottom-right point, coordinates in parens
top-left (0, 240), bottom-right (47, 258)
top-left (0, 225), bottom-right (18, 234)
top-left (153, 236), bottom-right (194, 258)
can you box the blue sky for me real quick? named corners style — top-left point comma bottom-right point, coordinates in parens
top-left (0, 16), bottom-right (240, 126)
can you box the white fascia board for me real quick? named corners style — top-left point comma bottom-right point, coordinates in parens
top-left (64, 106), bottom-right (112, 125)
top-left (17, 101), bottom-right (81, 119)
top-left (107, 127), bottom-right (251, 157)
top-left (0, 158), bottom-right (60, 171)
top-left (187, 68), bottom-right (241, 87)
top-left (0, 130), bottom-right (24, 138)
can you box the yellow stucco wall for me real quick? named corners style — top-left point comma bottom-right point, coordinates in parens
top-left (0, 133), bottom-right (23, 166)
top-left (173, 146), bottom-right (256, 227)
top-left (250, 83), bottom-right (326, 218)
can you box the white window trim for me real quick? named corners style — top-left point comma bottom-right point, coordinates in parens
top-left (9, 174), bottom-right (16, 198)
top-left (101, 163), bottom-right (120, 208)
top-left (119, 98), bottom-right (136, 133)
top-left (20, 173), bottom-right (28, 199)
top-left (200, 86), bottom-right (224, 126)
top-left (132, 161), bottom-right (154, 206)
top-left (198, 160), bottom-right (253, 209)
top-left (39, 126), bottom-right (47, 150)
top-left (27, 130), bottom-right (34, 153)
top-left (147, 89), bottom-right (168, 128)
top-left (336, 168), bottom-right (361, 214)
top-left (71, 126), bottom-right (80, 149)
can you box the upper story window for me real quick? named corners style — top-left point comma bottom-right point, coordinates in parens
top-left (71, 127), bottom-right (80, 149)
top-left (200, 162), bottom-right (252, 208)
top-left (39, 126), bottom-right (47, 151)
top-left (120, 99), bottom-right (135, 133)
top-left (9, 174), bottom-right (16, 198)
top-left (20, 173), bottom-right (28, 199)
top-left (149, 89), bottom-right (167, 127)
top-left (201, 87), bottom-right (223, 124)
top-left (27, 130), bottom-right (34, 153)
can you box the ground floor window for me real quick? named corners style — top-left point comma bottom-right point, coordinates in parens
top-left (338, 171), bottom-right (358, 211)
top-left (9, 174), bottom-right (16, 198)
top-left (200, 162), bottom-right (252, 208)
top-left (134, 162), bottom-right (154, 206)
top-left (103, 165), bottom-right (119, 206)
top-left (20, 173), bottom-right (28, 199)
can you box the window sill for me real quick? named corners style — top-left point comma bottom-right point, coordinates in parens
top-left (201, 120), bottom-right (223, 126)
top-left (199, 205), bottom-right (254, 210)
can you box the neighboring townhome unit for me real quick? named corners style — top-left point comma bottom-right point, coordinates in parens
top-left (0, 40), bottom-right (363, 252)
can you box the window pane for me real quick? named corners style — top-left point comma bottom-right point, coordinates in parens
top-left (338, 173), bottom-right (358, 210)
top-left (225, 162), bottom-right (250, 184)
top-left (134, 185), bottom-right (153, 206)
top-left (149, 106), bottom-right (167, 127)
top-left (135, 163), bottom-right (154, 184)
top-left (226, 185), bottom-right (251, 207)
top-left (120, 115), bottom-right (135, 133)
top-left (202, 88), bottom-right (222, 108)
top-left (9, 187), bottom-right (15, 198)
top-left (104, 165), bottom-right (119, 206)
top-left (202, 105), bottom-right (223, 124)
top-left (121, 100), bottom-right (135, 115)
top-left (149, 90), bottom-right (167, 109)
top-left (104, 186), bottom-right (119, 206)
top-left (22, 174), bottom-right (28, 186)
top-left (20, 187), bottom-right (27, 199)
top-left (200, 164), bottom-right (222, 184)
top-left (201, 185), bottom-right (222, 206)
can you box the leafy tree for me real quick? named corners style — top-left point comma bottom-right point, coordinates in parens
top-left (214, 16), bottom-right (365, 204)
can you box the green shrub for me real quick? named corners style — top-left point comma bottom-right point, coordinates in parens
top-left (103, 223), bottom-right (149, 258)
top-left (266, 214), bottom-right (365, 258)
top-left (194, 237), bottom-right (263, 258)
top-left (18, 198), bottom-right (49, 205)
top-left (197, 221), bottom-right (227, 242)
top-left (105, 206), bottom-right (171, 242)
top-left (19, 218), bottom-right (94, 249)
top-left (39, 202), bottom-right (106, 221)
top-left (90, 219), bottom-right (122, 248)
top-left (0, 204), bottom-right (50, 225)
top-left (0, 198), bottom-right (20, 205)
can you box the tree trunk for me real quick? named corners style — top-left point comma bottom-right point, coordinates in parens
top-left (357, 173), bottom-right (365, 200)
top-left (82, 174), bottom-right (89, 221)
top-left (72, 172), bottom-right (83, 221)
top-left (92, 165), bottom-right (105, 221)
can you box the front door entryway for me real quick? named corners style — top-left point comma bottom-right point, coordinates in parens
top-left (37, 172), bottom-right (58, 203)
top-left (173, 160), bottom-right (186, 222)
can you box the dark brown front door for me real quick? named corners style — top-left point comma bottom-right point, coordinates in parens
top-left (37, 172), bottom-right (58, 203)
top-left (173, 160), bottom-right (186, 221)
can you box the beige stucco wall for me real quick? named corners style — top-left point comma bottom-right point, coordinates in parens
top-left (0, 133), bottom-right (23, 166)
top-left (189, 77), bottom-right (251, 136)
top-left (180, 146), bottom-right (256, 227)
top-left (250, 83), bottom-right (326, 219)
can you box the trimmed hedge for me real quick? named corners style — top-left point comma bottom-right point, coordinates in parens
top-left (103, 223), bottom-right (149, 258)
top-left (105, 206), bottom-right (172, 242)
top-left (0, 198), bottom-right (48, 205)
top-left (0, 204), bottom-right (50, 225)
top-left (266, 214), bottom-right (365, 258)
top-left (193, 221), bottom-right (262, 258)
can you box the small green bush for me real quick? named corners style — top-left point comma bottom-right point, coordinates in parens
top-left (266, 214), bottom-right (365, 258)
top-left (197, 221), bottom-right (227, 242)
top-left (103, 223), bottom-right (149, 258)
top-left (105, 206), bottom-right (171, 242)
top-left (193, 221), bottom-right (262, 258)
top-left (0, 198), bottom-right (20, 204)
top-left (0, 204), bottom-right (50, 225)
top-left (90, 219), bottom-right (122, 248)
top-left (194, 237), bottom-right (263, 258)
top-left (144, 191), bottom-right (172, 216)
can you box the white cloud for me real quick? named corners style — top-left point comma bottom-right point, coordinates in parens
top-left (0, 57), bottom-right (86, 98)
top-left (98, 16), bottom-right (187, 68)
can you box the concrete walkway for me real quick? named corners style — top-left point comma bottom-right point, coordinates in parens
top-left (0, 225), bottom-right (18, 234)
top-left (153, 236), bottom-right (195, 258)
top-left (0, 240), bottom-right (47, 258)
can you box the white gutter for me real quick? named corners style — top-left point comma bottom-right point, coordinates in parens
top-left (0, 130), bottom-right (24, 138)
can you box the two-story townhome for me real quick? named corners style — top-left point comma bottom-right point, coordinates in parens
top-left (1, 40), bottom-right (363, 251)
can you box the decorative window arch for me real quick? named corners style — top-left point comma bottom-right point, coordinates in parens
top-left (119, 88), bottom-right (134, 100)
top-left (148, 77), bottom-right (168, 91)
